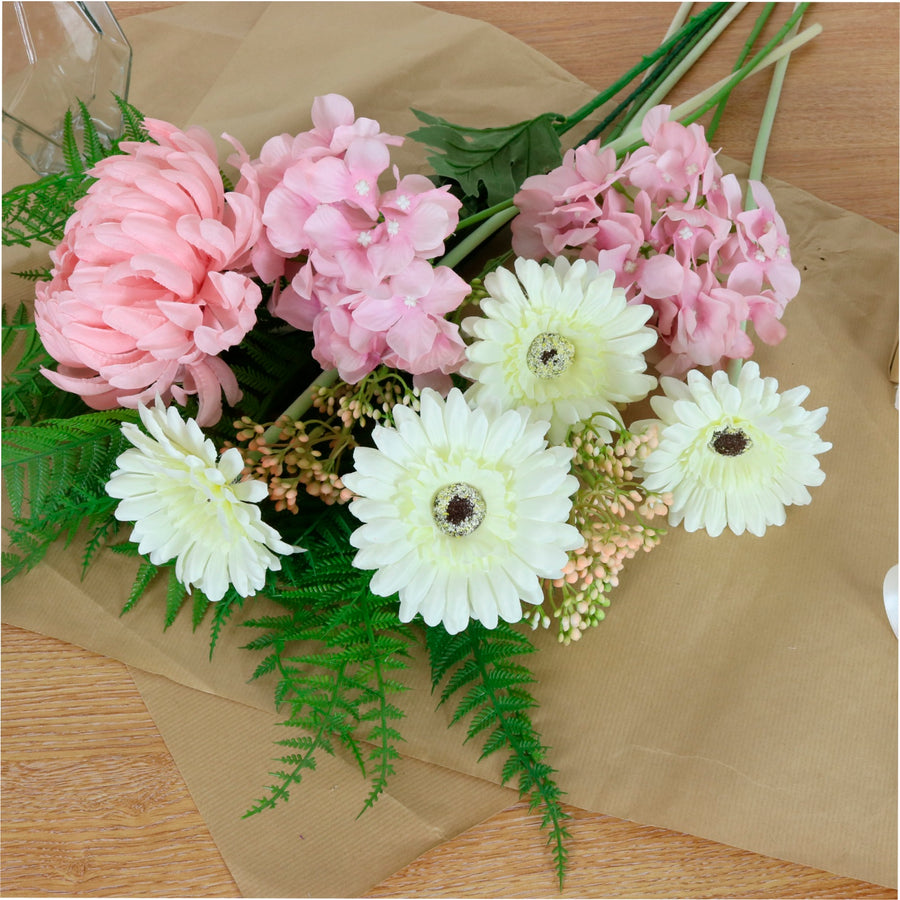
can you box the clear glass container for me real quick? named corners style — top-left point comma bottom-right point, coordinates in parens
top-left (2, 1), bottom-right (132, 176)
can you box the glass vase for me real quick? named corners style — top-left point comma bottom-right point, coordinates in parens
top-left (2, 1), bottom-right (132, 176)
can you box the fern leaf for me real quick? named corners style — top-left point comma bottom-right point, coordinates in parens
top-left (2, 410), bottom-right (137, 518)
top-left (121, 558), bottom-right (159, 615)
top-left (164, 567), bottom-right (189, 629)
top-left (242, 517), bottom-right (412, 819)
top-left (76, 100), bottom-right (105, 166)
top-left (427, 621), bottom-right (572, 888)
top-left (61, 109), bottom-right (85, 177)
top-left (114, 95), bottom-right (148, 143)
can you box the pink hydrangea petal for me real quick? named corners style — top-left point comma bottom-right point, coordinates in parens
top-left (639, 254), bottom-right (685, 299)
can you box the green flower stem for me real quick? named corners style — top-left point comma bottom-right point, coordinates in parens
top-left (582, 16), bottom-right (715, 147)
top-left (707, 2), bottom-right (777, 140)
top-left (653, 3), bottom-right (695, 62)
top-left (606, 11), bottom-right (818, 157)
top-left (438, 205), bottom-right (519, 270)
top-left (262, 367), bottom-right (339, 445)
top-left (727, 3), bottom-right (805, 386)
top-left (556, 1), bottom-right (730, 136)
top-left (456, 197), bottom-right (515, 232)
top-left (627, 1), bottom-right (748, 128)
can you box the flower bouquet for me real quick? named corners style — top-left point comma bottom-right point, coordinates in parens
top-left (2, 2), bottom-right (844, 887)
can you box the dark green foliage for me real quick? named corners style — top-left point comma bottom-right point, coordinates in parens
top-left (2, 96), bottom-right (147, 247)
top-left (409, 109), bottom-right (565, 210)
top-left (3, 302), bottom-right (85, 424)
top-left (1, 410), bottom-right (137, 582)
top-left (427, 621), bottom-right (571, 888)
top-left (241, 508), bottom-right (412, 818)
top-left (220, 306), bottom-right (320, 428)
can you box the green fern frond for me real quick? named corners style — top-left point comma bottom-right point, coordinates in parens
top-left (121, 558), bottom-right (159, 615)
top-left (1, 410), bottom-right (138, 582)
top-left (427, 621), bottom-right (571, 888)
top-left (164, 567), bottom-right (190, 629)
top-left (2, 171), bottom-right (90, 247)
top-left (192, 590), bottom-right (212, 629)
top-left (208, 590), bottom-right (246, 658)
top-left (61, 109), bottom-right (85, 177)
top-left (2, 410), bottom-right (137, 516)
top-left (114, 95), bottom-right (149, 143)
top-left (221, 309), bottom-right (318, 423)
top-left (242, 513), bottom-right (412, 819)
top-left (76, 100), bottom-right (105, 167)
top-left (81, 515), bottom-right (120, 575)
top-left (9, 267), bottom-right (52, 282)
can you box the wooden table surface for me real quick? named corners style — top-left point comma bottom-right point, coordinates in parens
top-left (2, 3), bottom-right (898, 897)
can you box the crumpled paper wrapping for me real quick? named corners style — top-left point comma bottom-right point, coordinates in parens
top-left (3, 2), bottom-right (897, 895)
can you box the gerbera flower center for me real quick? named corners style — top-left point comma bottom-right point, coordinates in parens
top-left (526, 332), bottom-right (575, 378)
top-left (432, 482), bottom-right (486, 536)
top-left (709, 425), bottom-right (752, 457)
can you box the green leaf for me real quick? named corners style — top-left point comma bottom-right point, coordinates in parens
top-left (121, 558), bottom-right (159, 615)
top-left (61, 109), bottom-right (85, 177)
top-left (408, 109), bottom-right (565, 208)
top-left (76, 99), bottom-right (105, 166)
top-left (164, 567), bottom-right (190, 629)
top-left (114, 94), bottom-right (149, 143)
top-left (427, 621), bottom-right (571, 888)
top-left (1, 410), bottom-right (138, 582)
top-left (242, 510), bottom-right (413, 819)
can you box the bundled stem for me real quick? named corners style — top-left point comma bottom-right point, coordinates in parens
top-left (727, 3), bottom-right (805, 384)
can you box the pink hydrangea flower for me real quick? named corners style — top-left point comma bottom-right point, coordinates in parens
top-left (35, 118), bottom-right (262, 426)
top-left (727, 181), bottom-right (801, 300)
top-left (246, 94), bottom-right (468, 387)
top-left (626, 105), bottom-right (723, 207)
top-left (510, 106), bottom-right (801, 373)
top-left (512, 141), bottom-right (628, 261)
top-left (643, 263), bottom-right (753, 375)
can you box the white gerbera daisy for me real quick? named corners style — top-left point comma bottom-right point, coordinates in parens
top-left (106, 398), bottom-right (298, 602)
top-left (638, 362), bottom-right (831, 537)
top-left (342, 388), bottom-right (583, 634)
top-left (461, 256), bottom-right (657, 443)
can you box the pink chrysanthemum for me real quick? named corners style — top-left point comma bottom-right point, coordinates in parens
top-left (35, 118), bottom-right (262, 426)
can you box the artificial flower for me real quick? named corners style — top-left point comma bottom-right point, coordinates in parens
top-left (637, 362), bottom-right (831, 537)
top-left (35, 118), bottom-right (263, 426)
top-left (510, 109), bottom-right (800, 373)
top-left (250, 94), bottom-right (469, 386)
top-left (106, 398), bottom-right (298, 602)
top-left (342, 388), bottom-right (583, 633)
top-left (462, 257), bottom-right (658, 443)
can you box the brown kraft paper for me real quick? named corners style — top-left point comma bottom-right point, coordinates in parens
top-left (3, 2), bottom-right (897, 894)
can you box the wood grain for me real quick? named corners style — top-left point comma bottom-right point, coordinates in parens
top-left (2, 2), bottom-right (898, 897)
top-left (3, 622), bottom-right (895, 899)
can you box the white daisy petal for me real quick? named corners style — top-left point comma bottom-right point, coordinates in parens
top-left (463, 257), bottom-right (657, 444)
top-left (105, 398), bottom-right (299, 600)
top-left (346, 388), bottom-right (579, 633)
top-left (636, 365), bottom-right (830, 537)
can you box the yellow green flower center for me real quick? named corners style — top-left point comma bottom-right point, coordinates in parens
top-left (432, 482), bottom-right (486, 536)
top-left (526, 332), bottom-right (575, 378)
